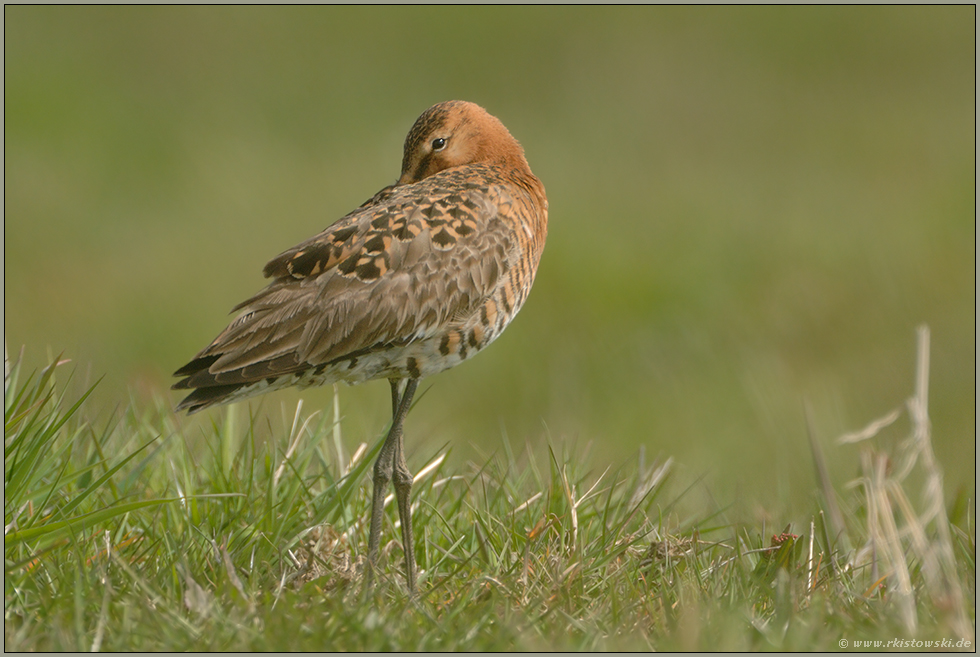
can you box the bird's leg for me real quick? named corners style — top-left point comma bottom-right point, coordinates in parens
top-left (366, 378), bottom-right (419, 592)
top-left (391, 379), bottom-right (419, 594)
top-left (366, 381), bottom-right (401, 582)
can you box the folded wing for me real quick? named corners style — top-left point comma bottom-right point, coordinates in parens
top-left (173, 173), bottom-right (513, 412)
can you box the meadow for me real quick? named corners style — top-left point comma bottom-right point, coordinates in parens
top-left (3, 331), bottom-right (975, 650)
top-left (4, 6), bottom-right (975, 650)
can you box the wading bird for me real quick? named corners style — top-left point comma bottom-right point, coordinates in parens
top-left (173, 100), bottom-right (548, 594)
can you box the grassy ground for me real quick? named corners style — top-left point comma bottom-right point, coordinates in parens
top-left (5, 332), bottom-right (975, 650)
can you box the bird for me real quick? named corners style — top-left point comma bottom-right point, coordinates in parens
top-left (172, 100), bottom-right (548, 594)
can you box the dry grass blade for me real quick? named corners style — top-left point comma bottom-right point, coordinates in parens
top-left (906, 326), bottom-right (972, 641)
top-left (847, 326), bottom-right (972, 640)
top-left (511, 492), bottom-right (543, 516)
top-left (862, 448), bottom-right (917, 630)
top-left (837, 408), bottom-right (901, 444)
top-left (806, 518), bottom-right (815, 594)
top-left (561, 465), bottom-right (579, 552)
top-left (273, 401), bottom-right (319, 488)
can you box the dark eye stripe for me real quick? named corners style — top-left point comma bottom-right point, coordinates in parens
top-left (411, 152), bottom-right (433, 181)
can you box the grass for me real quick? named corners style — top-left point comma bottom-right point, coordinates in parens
top-left (4, 329), bottom-right (975, 651)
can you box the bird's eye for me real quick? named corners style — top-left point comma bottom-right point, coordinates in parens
top-left (431, 137), bottom-right (447, 151)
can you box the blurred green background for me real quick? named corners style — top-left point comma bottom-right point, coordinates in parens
top-left (5, 6), bottom-right (975, 511)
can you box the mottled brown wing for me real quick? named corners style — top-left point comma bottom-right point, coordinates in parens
top-left (173, 173), bottom-right (514, 401)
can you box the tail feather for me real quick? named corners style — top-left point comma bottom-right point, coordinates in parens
top-left (173, 353), bottom-right (252, 412)
top-left (174, 383), bottom-right (249, 414)
top-left (172, 351), bottom-right (307, 414)
top-left (173, 354), bottom-right (220, 379)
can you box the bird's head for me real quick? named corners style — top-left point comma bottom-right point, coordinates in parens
top-left (397, 100), bottom-right (530, 185)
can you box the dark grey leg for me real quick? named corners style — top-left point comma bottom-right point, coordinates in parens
top-left (392, 380), bottom-right (419, 593)
top-left (366, 378), bottom-right (419, 593)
